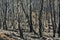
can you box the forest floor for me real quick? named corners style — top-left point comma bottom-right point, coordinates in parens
top-left (0, 29), bottom-right (60, 40)
top-left (0, 29), bottom-right (40, 40)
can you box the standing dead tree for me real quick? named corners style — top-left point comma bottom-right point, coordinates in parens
top-left (3, 0), bottom-right (7, 30)
top-left (18, 14), bottom-right (24, 39)
top-left (29, 0), bottom-right (33, 32)
top-left (39, 0), bottom-right (43, 37)
top-left (52, 0), bottom-right (57, 37)
top-left (17, 0), bottom-right (24, 39)
top-left (58, 0), bottom-right (60, 37)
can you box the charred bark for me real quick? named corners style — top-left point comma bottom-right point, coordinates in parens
top-left (3, 0), bottom-right (7, 30)
top-left (58, 3), bottom-right (60, 37)
top-left (39, 0), bottom-right (43, 37)
top-left (18, 15), bottom-right (24, 39)
top-left (17, 0), bottom-right (24, 38)
top-left (29, 0), bottom-right (33, 32)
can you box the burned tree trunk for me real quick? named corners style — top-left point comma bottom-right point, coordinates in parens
top-left (3, 0), bottom-right (7, 30)
top-left (39, 0), bottom-right (43, 37)
top-left (50, 0), bottom-right (55, 37)
top-left (58, 2), bottom-right (60, 37)
top-left (52, 0), bottom-right (57, 37)
top-left (18, 15), bottom-right (24, 39)
top-left (29, 0), bottom-right (33, 32)
top-left (0, 19), bottom-right (1, 29)
top-left (17, 0), bottom-right (23, 38)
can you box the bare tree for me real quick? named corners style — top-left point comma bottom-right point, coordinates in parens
top-left (52, 0), bottom-right (57, 37)
top-left (0, 19), bottom-right (1, 29)
top-left (3, 0), bottom-right (7, 30)
top-left (58, 0), bottom-right (60, 37)
top-left (39, 0), bottom-right (43, 37)
top-left (29, 0), bottom-right (33, 32)
top-left (18, 15), bottom-right (24, 38)
top-left (17, 0), bottom-right (24, 38)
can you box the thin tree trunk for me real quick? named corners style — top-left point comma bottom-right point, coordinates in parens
top-left (29, 0), bottom-right (33, 32)
top-left (39, 0), bottom-right (43, 37)
top-left (3, 0), bottom-right (7, 30)
top-left (17, 0), bottom-right (24, 38)
top-left (52, 0), bottom-right (57, 37)
top-left (12, 0), bottom-right (15, 30)
top-left (0, 19), bottom-right (1, 29)
top-left (18, 15), bottom-right (24, 39)
top-left (58, 3), bottom-right (60, 37)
